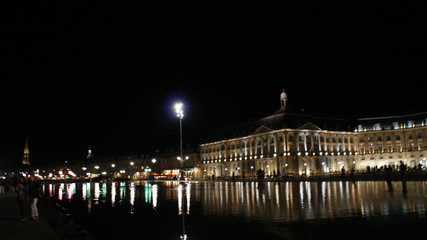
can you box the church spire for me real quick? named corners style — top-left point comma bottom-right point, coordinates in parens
top-left (87, 145), bottom-right (94, 159)
top-left (22, 133), bottom-right (30, 165)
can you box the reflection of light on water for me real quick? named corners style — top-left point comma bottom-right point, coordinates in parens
top-left (286, 182), bottom-right (294, 221)
top-left (67, 183), bottom-right (75, 200)
top-left (85, 183), bottom-right (92, 214)
top-left (177, 183), bottom-right (191, 215)
top-left (363, 202), bottom-right (371, 217)
top-left (202, 181), bottom-right (427, 223)
top-left (238, 182), bottom-right (244, 204)
top-left (416, 203), bottom-right (425, 217)
top-left (261, 183), bottom-right (266, 204)
top-left (152, 184), bottom-right (158, 209)
top-left (82, 183), bottom-right (87, 201)
top-left (299, 182), bottom-right (304, 208)
top-left (94, 183), bottom-right (100, 203)
top-left (186, 183), bottom-right (191, 215)
top-left (111, 182), bottom-right (116, 207)
top-left (360, 202), bottom-right (366, 217)
top-left (101, 183), bottom-right (107, 203)
top-left (305, 181), bottom-right (312, 211)
top-left (86, 183), bottom-right (92, 213)
top-left (382, 200), bottom-right (390, 215)
top-left (43, 180), bottom-right (427, 230)
top-left (401, 199), bottom-right (408, 214)
top-left (130, 182), bottom-right (135, 214)
top-left (178, 184), bottom-right (183, 215)
top-left (145, 183), bottom-right (152, 204)
top-left (58, 183), bottom-right (64, 201)
top-left (321, 182), bottom-right (326, 205)
top-left (119, 182), bottom-right (126, 204)
top-left (48, 184), bottom-right (53, 198)
top-left (337, 181), bottom-right (344, 201)
top-left (87, 182), bottom-right (91, 199)
top-left (178, 182), bottom-right (190, 240)
top-left (222, 182), bottom-right (226, 206)
top-left (245, 182), bottom-right (252, 214)
top-left (265, 182), bottom-right (271, 202)
top-left (255, 183), bottom-right (260, 205)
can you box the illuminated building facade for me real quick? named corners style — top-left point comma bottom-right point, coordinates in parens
top-left (355, 114), bottom-right (427, 171)
top-left (200, 89), bottom-right (427, 178)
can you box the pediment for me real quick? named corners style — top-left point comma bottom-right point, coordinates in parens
top-left (253, 125), bottom-right (274, 135)
top-left (297, 122), bottom-right (322, 130)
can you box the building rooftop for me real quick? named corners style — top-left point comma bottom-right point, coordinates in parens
top-left (205, 89), bottom-right (427, 142)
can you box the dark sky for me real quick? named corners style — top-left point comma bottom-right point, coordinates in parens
top-left (1, 1), bottom-right (426, 167)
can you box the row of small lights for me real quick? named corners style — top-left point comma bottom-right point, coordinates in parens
top-left (203, 163), bottom-right (292, 172)
top-left (20, 159), bottom-right (160, 178)
top-left (80, 159), bottom-right (158, 175)
top-left (203, 151), bottom-right (359, 163)
top-left (204, 161), bottom-right (357, 174)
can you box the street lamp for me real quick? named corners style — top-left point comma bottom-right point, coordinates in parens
top-left (175, 102), bottom-right (188, 240)
top-left (152, 159), bottom-right (157, 178)
top-left (175, 102), bottom-right (185, 180)
top-left (145, 166), bottom-right (152, 179)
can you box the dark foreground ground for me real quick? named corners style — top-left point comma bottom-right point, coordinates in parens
top-left (285, 215), bottom-right (427, 240)
top-left (0, 191), bottom-right (95, 240)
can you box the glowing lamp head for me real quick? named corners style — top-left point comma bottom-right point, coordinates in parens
top-left (174, 102), bottom-right (184, 119)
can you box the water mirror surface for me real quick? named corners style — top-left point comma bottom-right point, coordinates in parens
top-left (43, 181), bottom-right (427, 240)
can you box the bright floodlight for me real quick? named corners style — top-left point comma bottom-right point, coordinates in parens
top-left (175, 102), bottom-right (184, 119)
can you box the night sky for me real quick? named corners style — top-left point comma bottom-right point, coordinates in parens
top-left (1, 1), bottom-right (426, 167)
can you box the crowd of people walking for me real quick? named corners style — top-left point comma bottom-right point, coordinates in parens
top-left (0, 173), bottom-right (41, 221)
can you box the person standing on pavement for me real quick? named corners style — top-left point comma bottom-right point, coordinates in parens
top-left (0, 179), bottom-right (5, 194)
top-left (29, 175), bottom-right (40, 219)
top-left (15, 175), bottom-right (30, 221)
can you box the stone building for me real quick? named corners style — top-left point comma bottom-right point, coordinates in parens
top-left (355, 113), bottom-right (427, 171)
top-left (200, 89), bottom-right (427, 178)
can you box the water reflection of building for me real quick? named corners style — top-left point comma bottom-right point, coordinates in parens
top-left (45, 181), bottom-right (193, 217)
top-left (201, 181), bottom-right (427, 222)
top-left (201, 89), bottom-right (427, 178)
top-left (42, 180), bottom-right (427, 236)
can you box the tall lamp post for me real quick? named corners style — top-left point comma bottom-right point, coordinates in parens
top-left (175, 102), bottom-right (187, 240)
top-left (151, 158), bottom-right (157, 179)
top-left (175, 102), bottom-right (185, 180)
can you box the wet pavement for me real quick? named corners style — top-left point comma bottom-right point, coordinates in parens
top-left (0, 191), bottom-right (95, 240)
top-left (41, 180), bottom-right (427, 240)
